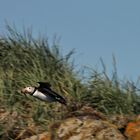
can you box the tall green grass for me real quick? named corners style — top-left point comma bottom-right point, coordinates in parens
top-left (1, 26), bottom-right (140, 114)
top-left (81, 58), bottom-right (140, 114)
top-left (0, 25), bottom-right (140, 139)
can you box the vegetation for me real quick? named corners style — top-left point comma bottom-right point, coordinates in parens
top-left (0, 26), bottom-right (140, 139)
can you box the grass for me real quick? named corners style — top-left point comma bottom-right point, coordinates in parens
top-left (0, 25), bottom-right (140, 139)
top-left (81, 57), bottom-right (140, 114)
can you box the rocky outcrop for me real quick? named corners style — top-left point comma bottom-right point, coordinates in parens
top-left (49, 106), bottom-right (126, 140)
top-left (55, 117), bottom-right (125, 140)
top-left (23, 106), bottom-right (128, 140)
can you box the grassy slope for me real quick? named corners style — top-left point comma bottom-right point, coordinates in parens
top-left (0, 26), bottom-right (140, 139)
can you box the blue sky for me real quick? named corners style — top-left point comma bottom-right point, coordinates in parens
top-left (0, 0), bottom-right (140, 80)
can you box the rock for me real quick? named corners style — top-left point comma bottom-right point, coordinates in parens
top-left (109, 115), bottom-right (129, 129)
top-left (55, 116), bottom-right (125, 140)
top-left (125, 121), bottom-right (140, 140)
top-left (96, 127), bottom-right (125, 140)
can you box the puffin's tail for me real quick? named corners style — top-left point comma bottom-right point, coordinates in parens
top-left (44, 87), bottom-right (67, 106)
top-left (57, 97), bottom-right (67, 106)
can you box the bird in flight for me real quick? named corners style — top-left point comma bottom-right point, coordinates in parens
top-left (21, 82), bottom-right (67, 105)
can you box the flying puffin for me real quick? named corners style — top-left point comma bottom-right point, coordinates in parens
top-left (21, 82), bottom-right (67, 105)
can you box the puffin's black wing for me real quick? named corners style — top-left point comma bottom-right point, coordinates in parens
top-left (38, 87), bottom-right (67, 105)
top-left (37, 82), bottom-right (51, 89)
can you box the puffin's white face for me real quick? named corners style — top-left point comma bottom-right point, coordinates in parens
top-left (21, 86), bottom-right (35, 94)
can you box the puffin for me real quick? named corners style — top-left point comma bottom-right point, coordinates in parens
top-left (21, 82), bottom-right (67, 105)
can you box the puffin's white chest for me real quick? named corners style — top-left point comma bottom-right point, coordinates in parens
top-left (33, 90), bottom-right (54, 102)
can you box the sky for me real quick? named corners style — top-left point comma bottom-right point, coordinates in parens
top-left (0, 0), bottom-right (140, 81)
